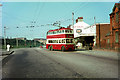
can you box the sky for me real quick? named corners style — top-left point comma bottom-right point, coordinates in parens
top-left (1, 1), bottom-right (118, 40)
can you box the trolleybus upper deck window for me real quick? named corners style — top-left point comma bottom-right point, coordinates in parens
top-left (65, 30), bottom-right (73, 33)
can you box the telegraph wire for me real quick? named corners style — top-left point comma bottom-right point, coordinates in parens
top-left (36, 3), bottom-right (45, 24)
top-left (59, 3), bottom-right (86, 20)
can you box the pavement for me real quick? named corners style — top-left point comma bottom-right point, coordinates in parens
top-left (76, 48), bottom-right (119, 60)
top-left (0, 49), bottom-right (15, 79)
top-left (0, 49), bottom-right (14, 61)
top-left (42, 47), bottom-right (119, 61)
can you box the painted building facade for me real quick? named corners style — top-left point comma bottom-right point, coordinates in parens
top-left (71, 17), bottom-right (96, 48)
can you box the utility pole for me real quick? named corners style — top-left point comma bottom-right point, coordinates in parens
top-left (16, 27), bottom-right (19, 47)
top-left (16, 37), bottom-right (18, 47)
top-left (25, 39), bottom-right (26, 47)
top-left (72, 12), bottom-right (74, 29)
top-left (94, 16), bottom-right (96, 47)
top-left (34, 40), bottom-right (36, 47)
top-left (99, 24), bottom-right (101, 48)
top-left (72, 12), bottom-right (75, 44)
top-left (4, 26), bottom-right (6, 49)
top-left (94, 16), bottom-right (96, 25)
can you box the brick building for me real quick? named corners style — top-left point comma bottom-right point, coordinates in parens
top-left (96, 3), bottom-right (120, 51)
top-left (96, 23), bottom-right (110, 48)
top-left (108, 3), bottom-right (120, 51)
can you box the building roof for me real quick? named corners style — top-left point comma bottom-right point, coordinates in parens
top-left (113, 3), bottom-right (120, 11)
top-left (109, 3), bottom-right (120, 16)
top-left (95, 23), bottom-right (110, 25)
top-left (74, 21), bottom-right (90, 28)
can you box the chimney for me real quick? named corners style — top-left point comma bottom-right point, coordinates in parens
top-left (76, 17), bottom-right (83, 23)
top-left (0, 4), bottom-right (2, 6)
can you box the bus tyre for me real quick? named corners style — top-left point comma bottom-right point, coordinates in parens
top-left (48, 46), bottom-right (51, 51)
top-left (51, 46), bottom-right (54, 51)
top-left (61, 46), bottom-right (65, 51)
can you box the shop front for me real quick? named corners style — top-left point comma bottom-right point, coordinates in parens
top-left (71, 17), bottom-right (96, 49)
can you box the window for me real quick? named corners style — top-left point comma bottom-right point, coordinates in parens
top-left (57, 31), bottom-right (59, 34)
top-left (71, 39), bottom-right (74, 43)
top-left (62, 30), bottom-right (64, 33)
top-left (54, 31), bottom-right (57, 34)
top-left (53, 31), bottom-right (54, 34)
top-left (107, 39), bottom-right (109, 43)
top-left (62, 39), bottom-right (65, 43)
top-left (66, 39), bottom-right (73, 43)
top-left (56, 40), bottom-right (58, 43)
top-left (65, 30), bottom-right (67, 33)
top-left (48, 40), bottom-right (59, 43)
top-left (53, 40), bottom-right (55, 43)
top-left (59, 40), bottom-right (62, 43)
top-left (115, 31), bottom-right (119, 43)
top-left (59, 30), bottom-right (61, 33)
top-left (68, 30), bottom-right (70, 33)
top-left (65, 30), bottom-right (69, 33)
top-left (70, 30), bottom-right (72, 33)
top-left (50, 32), bottom-right (52, 35)
top-left (48, 40), bottom-right (52, 43)
top-left (54, 40), bottom-right (58, 43)
top-left (65, 30), bottom-right (73, 33)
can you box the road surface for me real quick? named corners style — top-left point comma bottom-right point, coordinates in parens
top-left (2, 48), bottom-right (118, 78)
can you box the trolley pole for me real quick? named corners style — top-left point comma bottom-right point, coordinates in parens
top-left (4, 26), bottom-right (6, 49)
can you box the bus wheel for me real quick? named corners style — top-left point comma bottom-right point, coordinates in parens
top-left (51, 46), bottom-right (54, 51)
top-left (61, 46), bottom-right (65, 51)
top-left (48, 46), bottom-right (51, 51)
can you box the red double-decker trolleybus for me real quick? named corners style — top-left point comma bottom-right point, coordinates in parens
top-left (46, 27), bottom-right (75, 51)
